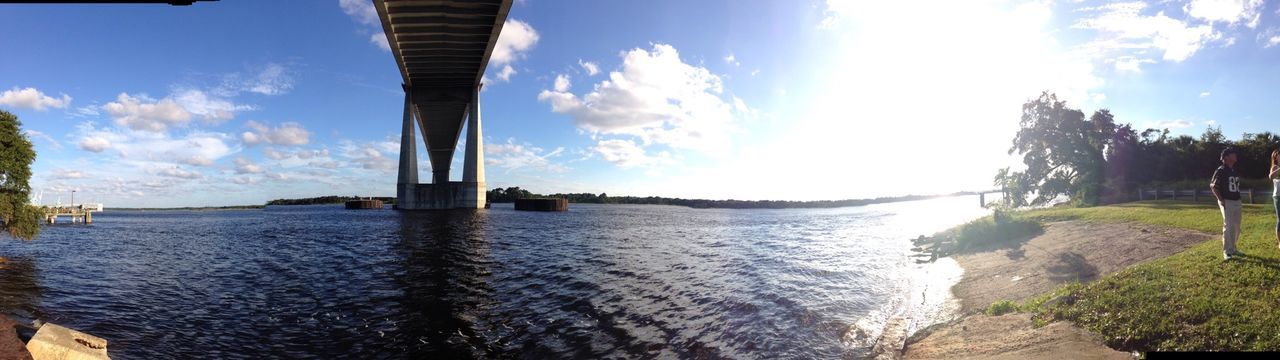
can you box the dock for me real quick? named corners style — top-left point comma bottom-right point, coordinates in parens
top-left (41, 204), bottom-right (102, 224)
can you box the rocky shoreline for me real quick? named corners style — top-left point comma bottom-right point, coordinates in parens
top-left (0, 317), bottom-right (32, 360)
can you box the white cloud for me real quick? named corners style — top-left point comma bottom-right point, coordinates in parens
top-left (78, 136), bottom-right (112, 153)
top-left (1206, 119), bottom-right (1218, 126)
top-left (1073, 2), bottom-right (1221, 63)
top-left (215, 63), bottom-right (296, 97)
top-left (578, 59), bottom-right (600, 76)
top-left (1261, 27), bottom-right (1280, 47)
top-left (75, 122), bottom-right (236, 167)
top-left (263, 147), bottom-right (288, 160)
top-left (231, 176), bottom-right (258, 185)
top-left (23, 129), bottom-right (62, 150)
top-left (340, 140), bottom-right (395, 173)
top-left (0, 87), bottom-right (71, 111)
top-left (485, 138), bottom-right (568, 173)
top-left (491, 19), bottom-right (539, 66)
top-left (591, 139), bottom-right (674, 168)
top-left (819, 0), bottom-right (854, 29)
top-left (1151, 119), bottom-right (1194, 129)
top-left (370, 33), bottom-right (390, 51)
top-left (496, 65), bottom-right (517, 82)
top-left (724, 53), bottom-right (739, 66)
top-left (241, 120), bottom-right (311, 146)
top-left (157, 166), bottom-right (203, 179)
top-left (1184, 0), bottom-right (1264, 28)
top-left (71, 105), bottom-right (100, 117)
top-left (233, 157), bottom-right (264, 174)
top-left (731, 96), bottom-right (758, 119)
top-left (245, 63), bottom-right (295, 95)
top-left (52, 169), bottom-right (85, 179)
top-left (1200, 91), bottom-right (1211, 97)
top-left (538, 44), bottom-right (738, 156)
top-left (339, 0), bottom-right (379, 26)
top-left (1112, 56), bottom-right (1156, 72)
top-left (553, 74), bottom-right (571, 92)
top-left (102, 93), bottom-right (193, 132)
top-left (173, 88), bottom-right (252, 123)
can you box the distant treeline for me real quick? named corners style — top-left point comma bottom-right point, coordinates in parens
top-left (486, 186), bottom-right (982, 209)
top-left (112, 205), bottom-right (265, 211)
top-left (1119, 127), bottom-right (1277, 188)
top-left (266, 196), bottom-right (396, 206)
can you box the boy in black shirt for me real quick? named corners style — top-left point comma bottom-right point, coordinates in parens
top-left (1211, 147), bottom-right (1242, 260)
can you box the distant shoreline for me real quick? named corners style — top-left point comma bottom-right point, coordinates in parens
top-left (484, 187), bottom-right (997, 209)
top-left (108, 205), bottom-right (265, 211)
top-left (107, 191), bottom-right (997, 211)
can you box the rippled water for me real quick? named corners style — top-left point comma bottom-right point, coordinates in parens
top-left (0, 196), bottom-right (991, 359)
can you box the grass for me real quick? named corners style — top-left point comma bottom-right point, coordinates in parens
top-left (1012, 200), bottom-right (1280, 352)
top-left (951, 209), bottom-right (1044, 252)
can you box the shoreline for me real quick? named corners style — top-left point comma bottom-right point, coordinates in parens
top-left (898, 220), bottom-right (1213, 359)
top-left (0, 316), bottom-right (31, 360)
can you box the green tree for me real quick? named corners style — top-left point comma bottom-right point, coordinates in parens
top-left (0, 110), bottom-right (41, 240)
top-left (997, 92), bottom-right (1116, 207)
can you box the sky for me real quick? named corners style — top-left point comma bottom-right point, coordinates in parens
top-left (1, 0), bottom-right (1279, 207)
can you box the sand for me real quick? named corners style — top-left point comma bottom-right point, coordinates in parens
top-left (902, 220), bottom-right (1214, 360)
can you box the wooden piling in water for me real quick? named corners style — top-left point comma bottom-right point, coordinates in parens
top-left (345, 199), bottom-right (384, 210)
top-left (514, 198), bottom-right (568, 212)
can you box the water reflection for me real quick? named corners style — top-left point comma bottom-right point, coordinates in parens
top-left (394, 210), bottom-right (499, 358)
top-left (3, 199), bottom-right (993, 358)
top-left (0, 256), bottom-right (42, 322)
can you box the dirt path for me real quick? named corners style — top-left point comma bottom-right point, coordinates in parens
top-left (903, 221), bottom-right (1213, 360)
top-left (903, 313), bottom-right (1129, 360)
top-left (952, 221), bottom-right (1211, 314)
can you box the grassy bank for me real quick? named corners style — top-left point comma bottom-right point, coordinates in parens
top-left (1009, 201), bottom-right (1280, 351)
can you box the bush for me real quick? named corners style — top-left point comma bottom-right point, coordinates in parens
top-left (953, 209), bottom-right (1043, 250)
top-left (987, 300), bottom-right (1018, 316)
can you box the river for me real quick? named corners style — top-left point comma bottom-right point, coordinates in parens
top-left (0, 196), bottom-right (992, 359)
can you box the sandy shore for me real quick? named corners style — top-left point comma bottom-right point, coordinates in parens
top-left (902, 220), bottom-right (1213, 359)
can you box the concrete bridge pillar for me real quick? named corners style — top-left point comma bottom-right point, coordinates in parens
top-left (394, 84), bottom-right (486, 210)
top-left (460, 84), bottom-right (486, 208)
top-left (396, 87), bottom-right (419, 209)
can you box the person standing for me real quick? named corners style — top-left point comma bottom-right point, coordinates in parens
top-left (1211, 147), bottom-right (1243, 260)
top-left (1270, 149), bottom-right (1279, 248)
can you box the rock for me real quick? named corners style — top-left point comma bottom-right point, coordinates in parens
top-left (25, 323), bottom-right (109, 360)
top-left (0, 317), bottom-right (33, 360)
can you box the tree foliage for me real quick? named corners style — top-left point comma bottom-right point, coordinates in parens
top-left (0, 110), bottom-right (41, 240)
top-left (998, 92), bottom-right (1115, 207)
top-left (997, 92), bottom-right (1280, 207)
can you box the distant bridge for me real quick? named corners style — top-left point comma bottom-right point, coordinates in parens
top-left (374, 0), bottom-right (512, 210)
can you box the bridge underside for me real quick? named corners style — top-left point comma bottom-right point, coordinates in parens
top-left (375, 0), bottom-right (511, 210)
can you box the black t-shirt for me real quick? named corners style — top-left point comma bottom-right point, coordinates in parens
top-left (1211, 165), bottom-right (1241, 201)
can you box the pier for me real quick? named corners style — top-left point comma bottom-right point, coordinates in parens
top-left (42, 204), bottom-right (102, 225)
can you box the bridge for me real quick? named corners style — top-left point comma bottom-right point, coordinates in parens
top-left (374, 0), bottom-right (512, 210)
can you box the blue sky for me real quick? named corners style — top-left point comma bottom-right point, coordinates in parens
top-left (1, 0), bottom-right (1279, 207)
